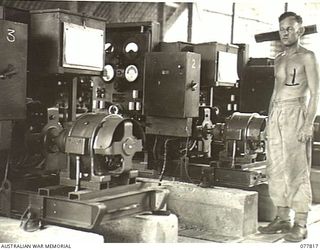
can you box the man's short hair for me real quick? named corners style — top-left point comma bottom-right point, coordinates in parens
top-left (279, 11), bottom-right (303, 24)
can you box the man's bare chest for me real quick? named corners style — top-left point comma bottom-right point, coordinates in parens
top-left (275, 57), bottom-right (306, 86)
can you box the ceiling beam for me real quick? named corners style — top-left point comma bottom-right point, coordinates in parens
top-left (164, 3), bottom-right (187, 34)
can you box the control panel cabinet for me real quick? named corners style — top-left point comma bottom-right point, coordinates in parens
top-left (29, 9), bottom-right (105, 75)
top-left (144, 52), bottom-right (201, 118)
top-left (194, 42), bottom-right (239, 87)
top-left (0, 19), bottom-right (27, 120)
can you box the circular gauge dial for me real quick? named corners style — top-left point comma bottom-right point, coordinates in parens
top-left (105, 43), bottom-right (114, 53)
top-left (125, 42), bottom-right (139, 53)
top-left (125, 65), bottom-right (138, 82)
top-left (102, 64), bottom-right (115, 82)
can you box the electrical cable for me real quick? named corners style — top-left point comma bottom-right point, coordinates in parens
top-left (20, 204), bottom-right (31, 229)
top-left (152, 135), bottom-right (158, 161)
top-left (182, 136), bottom-right (195, 184)
top-left (158, 138), bottom-right (176, 186)
top-left (19, 204), bottom-right (40, 232)
top-left (179, 139), bottom-right (196, 153)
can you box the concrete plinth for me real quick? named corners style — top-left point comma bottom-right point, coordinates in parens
top-left (311, 168), bottom-right (320, 203)
top-left (98, 213), bottom-right (178, 243)
top-left (162, 181), bottom-right (258, 237)
top-left (0, 216), bottom-right (104, 243)
top-left (247, 184), bottom-right (277, 222)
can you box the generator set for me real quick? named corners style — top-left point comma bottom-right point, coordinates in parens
top-left (142, 42), bottom-right (268, 188)
top-left (0, 6), bottom-right (270, 232)
top-left (0, 7), bottom-right (168, 232)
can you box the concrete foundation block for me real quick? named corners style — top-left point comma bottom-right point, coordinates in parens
top-left (311, 168), bottom-right (320, 203)
top-left (247, 184), bottom-right (277, 222)
top-left (163, 181), bottom-right (258, 237)
top-left (98, 213), bottom-right (178, 243)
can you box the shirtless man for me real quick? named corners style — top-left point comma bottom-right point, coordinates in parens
top-left (258, 12), bottom-right (319, 242)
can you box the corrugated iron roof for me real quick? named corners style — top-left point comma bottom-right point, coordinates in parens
top-left (0, 1), bottom-right (184, 23)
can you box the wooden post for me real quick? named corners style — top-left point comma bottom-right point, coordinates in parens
top-left (157, 3), bottom-right (166, 41)
top-left (231, 2), bottom-right (236, 44)
top-left (187, 3), bottom-right (193, 42)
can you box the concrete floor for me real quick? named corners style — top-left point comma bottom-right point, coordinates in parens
top-left (179, 220), bottom-right (320, 243)
top-left (178, 203), bottom-right (320, 243)
top-left (1, 204), bottom-right (319, 244)
top-left (0, 216), bottom-right (104, 243)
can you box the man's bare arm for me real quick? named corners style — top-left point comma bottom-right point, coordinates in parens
top-left (298, 51), bottom-right (320, 142)
top-left (268, 91), bottom-right (276, 115)
top-left (268, 55), bottom-right (281, 115)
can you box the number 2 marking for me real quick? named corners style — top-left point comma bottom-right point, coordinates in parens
top-left (192, 59), bottom-right (196, 68)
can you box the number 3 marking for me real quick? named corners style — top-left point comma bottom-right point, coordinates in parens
top-left (7, 28), bottom-right (16, 43)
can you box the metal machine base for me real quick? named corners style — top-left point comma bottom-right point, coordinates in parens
top-left (0, 179), bottom-right (168, 231)
top-left (213, 161), bottom-right (267, 188)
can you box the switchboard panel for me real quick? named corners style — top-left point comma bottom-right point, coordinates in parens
top-left (98, 22), bottom-right (159, 115)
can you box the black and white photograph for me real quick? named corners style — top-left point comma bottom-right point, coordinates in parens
top-left (0, 0), bottom-right (320, 248)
